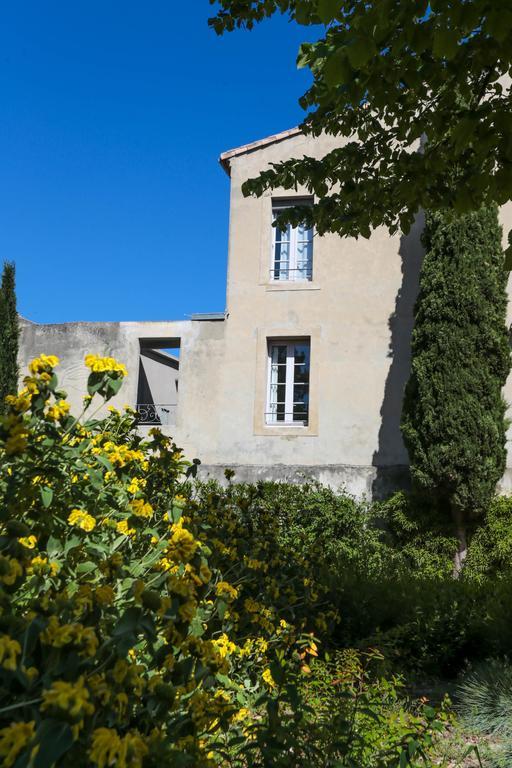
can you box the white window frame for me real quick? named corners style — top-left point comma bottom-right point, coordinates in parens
top-left (271, 201), bottom-right (313, 282)
top-left (266, 339), bottom-right (310, 426)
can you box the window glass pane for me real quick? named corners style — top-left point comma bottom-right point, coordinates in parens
top-left (276, 383), bottom-right (286, 403)
top-left (297, 222), bottom-right (313, 242)
top-left (294, 364), bottom-right (309, 384)
top-left (294, 344), bottom-right (310, 366)
top-left (296, 238), bottom-right (313, 279)
top-left (293, 403), bottom-right (309, 423)
top-left (273, 239), bottom-right (290, 280)
top-left (293, 384), bottom-right (309, 403)
top-left (272, 345), bottom-right (287, 365)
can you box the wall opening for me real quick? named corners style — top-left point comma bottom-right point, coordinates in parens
top-left (136, 338), bottom-right (180, 426)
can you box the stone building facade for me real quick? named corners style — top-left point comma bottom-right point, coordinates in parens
top-left (19, 128), bottom-right (512, 497)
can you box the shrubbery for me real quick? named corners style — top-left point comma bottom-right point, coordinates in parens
top-left (193, 479), bottom-right (512, 679)
top-left (0, 356), bottom-right (451, 768)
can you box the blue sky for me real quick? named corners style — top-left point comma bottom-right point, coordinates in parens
top-left (0, 2), bottom-right (314, 323)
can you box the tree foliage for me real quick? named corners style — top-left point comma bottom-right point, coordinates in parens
top-left (0, 262), bottom-right (19, 413)
top-left (209, 1), bottom-right (512, 247)
top-left (401, 205), bottom-right (510, 565)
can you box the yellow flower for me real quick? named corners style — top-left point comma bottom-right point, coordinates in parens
top-left (178, 599), bottom-right (197, 622)
top-left (167, 520), bottom-right (198, 562)
top-left (127, 477), bottom-right (146, 494)
top-left (68, 509), bottom-right (96, 532)
top-left (5, 391), bottom-right (31, 413)
top-left (22, 665), bottom-right (39, 683)
top-left (0, 636), bottom-right (21, 671)
top-left (84, 354), bottom-right (128, 377)
top-left (102, 442), bottom-right (144, 468)
top-left (232, 707), bottom-right (251, 723)
top-left (28, 354), bottom-right (59, 374)
top-left (130, 499), bottom-right (153, 519)
top-left (94, 585), bottom-right (115, 606)
top-left (0, 556), bottom-right (22, 585)
top-left (243, 597), bottom-right (261, 613)
top-left (4, 421), bottom-right (28, 455)
top-left (116, 519), bottom-right (136, 537)
top-left (255, 638), bottom-right (269, 654)
top-left (0, 721), bottom-right (36, 768)
top-left (89, 728), bottom-right (147, 768)
top-left (199, 562), bottom-right (212, 584)
top-left (262, 668), bottom-right (276, 689)
top-left (23, 376), bottom-right (39, 395)
top-left (211, 633), bottom-right (237, 659)
top-left (41, 617), bottom-right (97, 656)
top-left (215, 581), bottom-right (239, 602)
top-left (46, 400), bottom-right (70, 421)
top-left (28, 556), bottom-right (59, 577)
top-left (18, 535), bottom-right (37, 549)
top-left (41, 677), bottom-right (94, 719)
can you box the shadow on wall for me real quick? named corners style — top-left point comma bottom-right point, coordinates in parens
top-left (371, 211), bottom-right (425, 500)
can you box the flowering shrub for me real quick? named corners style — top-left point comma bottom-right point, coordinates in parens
top-left (0, 354), bottom-right (454, 767)
top-left (0, 355), bottom-right (326, 767)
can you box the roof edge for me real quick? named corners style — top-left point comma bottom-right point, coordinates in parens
top-left (219, 126), bottom-right (302, 175)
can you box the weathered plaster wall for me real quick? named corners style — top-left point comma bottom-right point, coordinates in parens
top-left (18, 318), bottom-right (226, 463)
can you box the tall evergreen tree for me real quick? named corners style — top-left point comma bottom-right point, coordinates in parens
top-left (401, 206), bottom-right (511, 575)
top-left (0, 262), bottom-right (19, 412)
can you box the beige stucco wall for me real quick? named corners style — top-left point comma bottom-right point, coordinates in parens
top-left (18, 318), bottom-right (227, 464)
top-left (18, 130), bottom-right (512, 498)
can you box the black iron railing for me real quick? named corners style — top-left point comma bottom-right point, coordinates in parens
top-left (136, 404), bottom-right (176, 426)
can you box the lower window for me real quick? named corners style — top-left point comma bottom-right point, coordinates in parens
top-left (266, 339), bottom-right (310, 426)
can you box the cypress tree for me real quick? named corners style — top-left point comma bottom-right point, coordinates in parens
top-left (0, 262), bottom-right (19, 412)
top-left (401, 205), bottom-right (511, 575)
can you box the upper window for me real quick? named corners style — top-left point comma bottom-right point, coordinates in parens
top-left (271, 201), bottom-right (313, 282)
top-left (266, 339), bottom-right (310, 426)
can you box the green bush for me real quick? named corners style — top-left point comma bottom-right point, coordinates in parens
top-left (0, 354), bottom-right (452, 767)
top-left (194, 482), bottom-right (457, 582)
top-left (299, 648), bottom-right (451, 766)
top-left (463, 496), bottom-right (512, 581)
top-left (0, 354), bottom-right (333, 767)
top-left (194, 481), bottom-right (512, 678)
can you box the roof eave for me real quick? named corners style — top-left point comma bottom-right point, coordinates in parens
top-left (219, 126), bottom-right (303, 177)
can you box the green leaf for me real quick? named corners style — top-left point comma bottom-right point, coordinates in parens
top-left (316, 0), bottom-right (339, 24)
top-left (113, 607), bottom-right (144, 637)
top-left (324, 52), bottom-right (352, 88)
top-left (76, 561), bottom-right (97, 575)
top-left (40, 486), bottom-right (53, 508)
top-left (33, 720), bottom-right (73, 768)
top-left (432, 28), bottom-right (459, 59)
top-left (94, 453), bottom-right (113, 471)
top-left (217, 599), bottom-right (227, 620)
top-left (346, 37), bottom-right (376, 69)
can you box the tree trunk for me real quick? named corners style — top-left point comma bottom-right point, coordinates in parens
top-left (452, 506), bottom-right (467, 578)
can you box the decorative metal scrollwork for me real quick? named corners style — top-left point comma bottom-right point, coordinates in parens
top-left (136, 404), bottom-right (176, 426)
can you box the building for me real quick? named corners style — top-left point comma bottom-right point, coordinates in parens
top-left (19, 128), bottom-right (512, 498)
